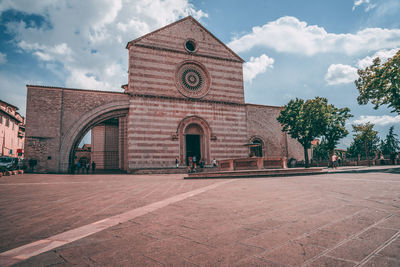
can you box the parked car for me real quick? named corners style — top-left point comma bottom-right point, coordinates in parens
top-left (0, 156), bottom-right (19, 171)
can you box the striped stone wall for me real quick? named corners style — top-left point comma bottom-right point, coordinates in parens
top-left (128, 46), bottom-right (244, 104)
top-left (127, 96), bottom-right (248, 170)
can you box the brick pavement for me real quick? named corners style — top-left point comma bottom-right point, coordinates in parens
top-left (1, 171), bottom-right (400, 266)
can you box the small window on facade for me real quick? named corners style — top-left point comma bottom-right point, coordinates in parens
top-left (185, 40), bottom-right (196, 52)
top-left (12, 122), bottom-right (14, 130)
top-left (0, 115), bottom-right (2, 124)
top-left (5, 117), bottom-right (9, 127)
top-left (250, 139), bottom-right (263, 157)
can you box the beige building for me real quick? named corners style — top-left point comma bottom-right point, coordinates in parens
top-left (0, 100), bottom-right (25, 158)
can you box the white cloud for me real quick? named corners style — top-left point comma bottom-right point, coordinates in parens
top-left (0, 52), bottom-right (7, 64)
top-left (325, 64), bottom-right (358, 85)
top-left (2, 0), bottom-right (207, 91)
top-left (357, 47), bottom-right (399, 69)
top-left (0, 0), bottom-right (57, 14)
top-left (66, 69), bottom-right (112, 90)
top-left (243, 54), bottom-right (274, 83)
top-left (354, 115), bottom-right (400, 126)
top-left (352, 0), bottom-right (376, 11)
top-left (20, 41), bottom-right (72, 62)
top-left (228, 16), bottom-right (400, 56)
top-left (33, 51), bottom-right (53, 61)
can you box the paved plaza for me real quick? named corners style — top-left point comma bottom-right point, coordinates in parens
top-left (0, 169), bottom-right (400, 266)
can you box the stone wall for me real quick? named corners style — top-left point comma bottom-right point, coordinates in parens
top-left (246, 104), bottom-right (304, 160)
top-left (25, 86), bottom-right (129, 173)
top-left (127, 95), bottom-right (248, 170)
top-left (91, 121), bottom-right (119, 170)
top-left (127, 17), bottom-right (244, 104)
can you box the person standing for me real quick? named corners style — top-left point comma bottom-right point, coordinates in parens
top-left (193, 155), bottom-right (197, 171)
top-left (91, 161), bottom-right (96, 173)
top-left (77, 161), bottom-right (81, 174)
top-left (175, 157), bottom-right (179, 168)
top-left (212, 158), bottom-right (217, 167)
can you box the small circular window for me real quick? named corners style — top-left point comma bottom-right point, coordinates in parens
top-left (185, 40), bottom-right (196, 52)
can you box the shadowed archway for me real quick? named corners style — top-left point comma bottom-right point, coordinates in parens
top-left (59, 101), bottom-right (129, 173)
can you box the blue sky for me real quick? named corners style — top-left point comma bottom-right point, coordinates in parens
top-left (0, 0), bottom-right (400, 148)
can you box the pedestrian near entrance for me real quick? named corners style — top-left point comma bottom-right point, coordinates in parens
top-left (91, 161), bottom-right (96, 173)
top-left (212, 158), bottom-right (217, 167)
top-left (175, 158), bottom-right (179, 168)
top-left (193, 156), bottom-right (197, 170)
top-left (187, 157), bottom-right (193, 173)
top-left (85, 162), bottom-right (90, 174)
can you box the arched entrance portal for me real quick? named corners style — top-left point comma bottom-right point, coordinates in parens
top-left (177, 116), bottom-right (212, 166)
top-left (185, 123), bottom-right (203, 165)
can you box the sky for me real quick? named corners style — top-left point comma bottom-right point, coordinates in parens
top-left (0, 0), bottom-right (400, 148)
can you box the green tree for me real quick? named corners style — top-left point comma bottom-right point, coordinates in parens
top-left (348, 123), bottom-right (380, 163)
top-left (277, 97), bottom-right (330, 168)
top-left (380, 126), bottom-right (400, 155)
top-left (356, 50), bottom-right (400, 114)
top-left (313, 138), bottom-right (330, 161)
top-left (324, 105), bottom-right (353, 155)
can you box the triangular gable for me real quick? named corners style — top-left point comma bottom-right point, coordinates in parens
top-left (126, 16), bottom-right (244, 63)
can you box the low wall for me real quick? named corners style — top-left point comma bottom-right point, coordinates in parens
top-left (219, 157), bottom-right (287, 171)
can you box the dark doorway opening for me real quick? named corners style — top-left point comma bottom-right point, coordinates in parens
top-left (250, 139), bottom-right (263, 157)
top-left (186, 134), bottom-right (201, 165)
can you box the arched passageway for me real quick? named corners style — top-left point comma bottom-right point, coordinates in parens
top-left (59, 101), bottom-right (129, 173)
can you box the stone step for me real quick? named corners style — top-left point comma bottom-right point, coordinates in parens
top-left (185, 167), bottom-right (326, 179)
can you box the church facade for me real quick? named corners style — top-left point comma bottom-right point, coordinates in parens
top-left (25, 16), bottom-right (304, 173)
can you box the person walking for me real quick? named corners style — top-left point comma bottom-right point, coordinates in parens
top-left (331, 154), bottom-right (338, 169)
top-left (175, 157), bottom-right (179, 168)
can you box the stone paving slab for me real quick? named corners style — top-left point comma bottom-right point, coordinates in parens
top-left (1, 171), bottom-right (400, 266)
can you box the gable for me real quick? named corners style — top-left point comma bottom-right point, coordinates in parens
top-left (127, 16), bottom-right (243, 62)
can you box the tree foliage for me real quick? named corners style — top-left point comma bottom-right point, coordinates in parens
top-left (277, 97), bottom-right (330, 167)
top-left (356, 50), bottom-right (400, 114)
top-left (324, 105), bottom-right (353, 154)
top-left (347, 123), bottom-right (380, 160)
top-left (312, 138), bottom-right (330, 161)
top-left (380, 126), bottom-right (400, 155)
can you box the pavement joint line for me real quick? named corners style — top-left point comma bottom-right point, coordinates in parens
top-left (0, 179), bottom-right (234, 266)
top-left (302, 214), bottom-right (394, 267)
top-left (323, 255), bottom-right (359, 264)
top-left (356, 230), bottom-right (400, 267)
top-left (306, 177), bottom-right (400, 183)
top-left (250, 207), bottom-right (368, 259)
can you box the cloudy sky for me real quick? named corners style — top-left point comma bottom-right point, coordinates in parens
top-left (0, 0), bottom-right (399, 148)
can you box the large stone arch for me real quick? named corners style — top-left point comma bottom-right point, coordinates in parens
top-left (176, 115), bottom-right (212, 165)
top-left (58, 101), bottom-right (129, 173)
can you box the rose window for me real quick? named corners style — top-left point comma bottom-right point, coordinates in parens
top-left (176, 62), bottom-right (210, 98)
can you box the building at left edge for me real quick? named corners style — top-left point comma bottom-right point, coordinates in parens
top-left (0, 100), bottom-right (25, 158)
